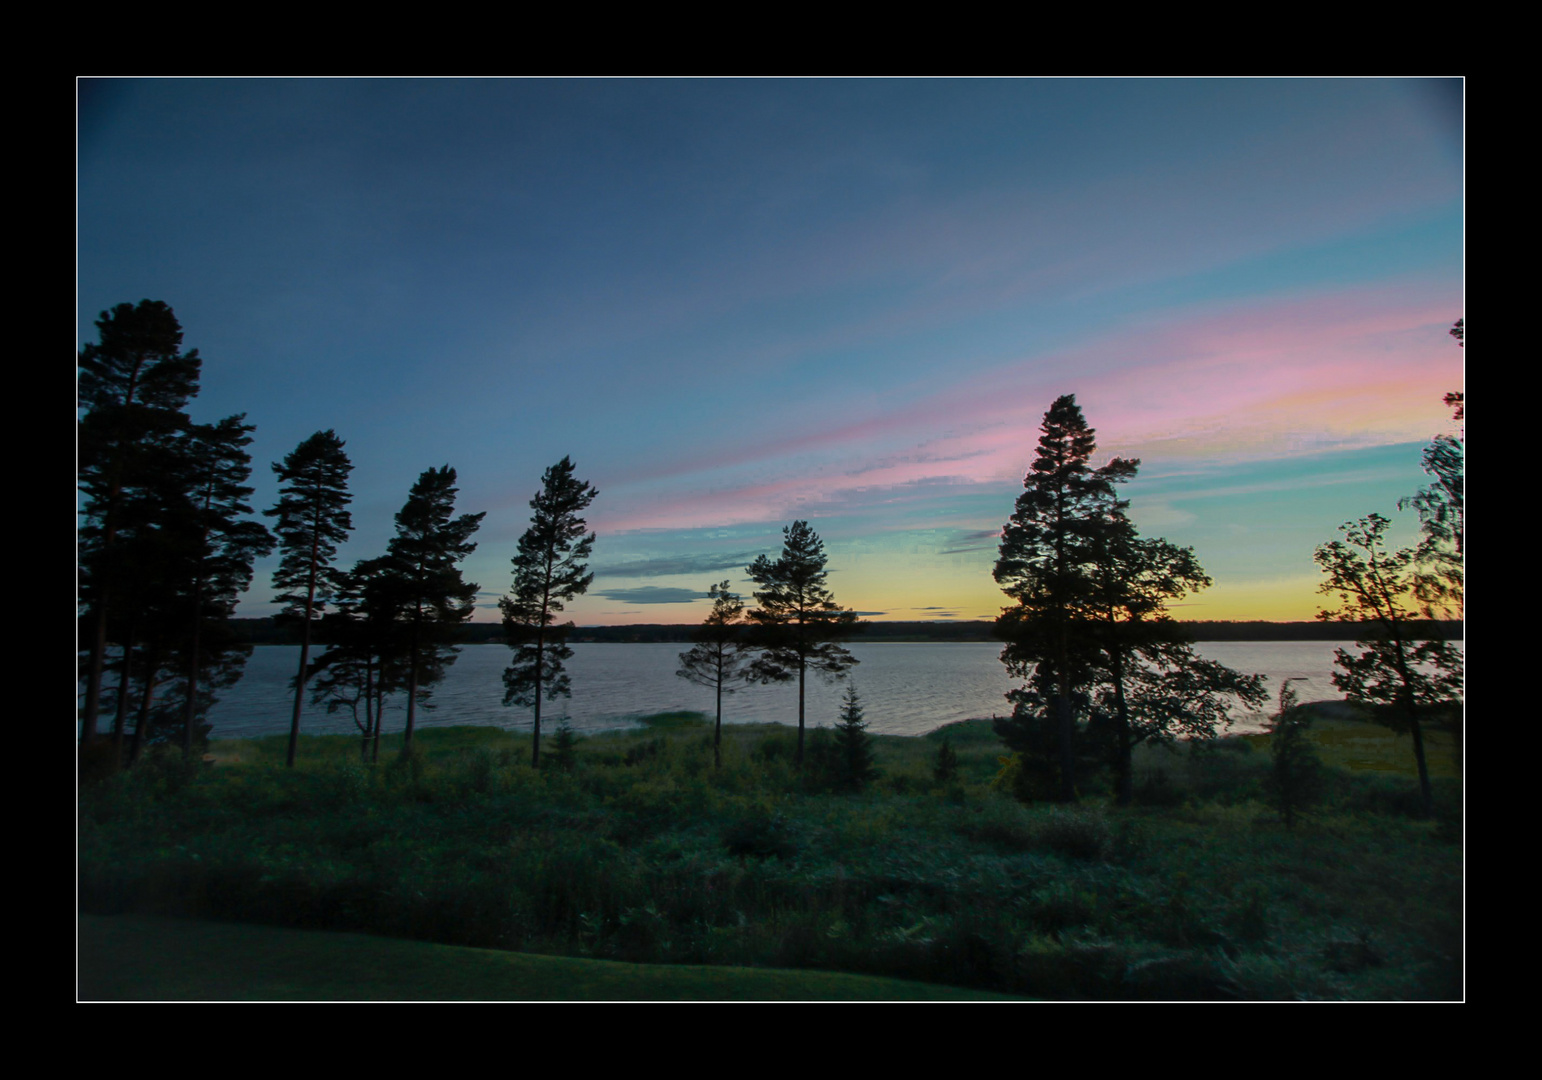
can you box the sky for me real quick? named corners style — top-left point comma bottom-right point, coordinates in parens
top-left (77, 77), bottom-right (1463, 625)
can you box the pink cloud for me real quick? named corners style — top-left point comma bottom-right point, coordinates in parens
top-left (593, 282), bottom-right (1461, 535)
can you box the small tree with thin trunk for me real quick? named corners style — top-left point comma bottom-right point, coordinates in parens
top-left (502, 457), bottom-right (597, 769)
top-left (267, 430), bottom-right (354, 767)
top-left (745, 521), bottom-right (858, 767)
top-left (1264, 679), bottom-right (1323, 828)
top-left (310, 556), bottom-right (411, 763)
top-left (832, 683), bottom-right (879, 792)
top-left (1315, 514), bottom-right (1463, 818)
top-left (677, 581), bottom-right (755, 768)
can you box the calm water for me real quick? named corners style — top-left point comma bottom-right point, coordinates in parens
top-left (188, 640), bottom-right (1432, 741)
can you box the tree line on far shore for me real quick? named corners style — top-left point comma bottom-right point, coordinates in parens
top-left (218, 616), bottom-right (1461, 646)
top-left (79, 300), bottom-right (1462, 817)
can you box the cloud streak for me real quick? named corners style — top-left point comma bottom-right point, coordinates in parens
top-left (591, 282), bottom-right (1460, 536)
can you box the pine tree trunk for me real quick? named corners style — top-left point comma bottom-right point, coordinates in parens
top-left (404, 641), bottom-right (419, 751)
top-left (183, 574), bottom-right (206, 759)
top-left (532, 631), bottom-right (544, 770)
top-left (82, 606), bottom-right (110, 746)
top-left (796, 657), bottom-right (806, 767)
top-left (1056, 683), bottom-right (1077, 802)
top-left (715, 674), bottom-right (723, 770)
top-left (371, 662), bottom-right (384, 764)
top-left (288, 597), bottom-right (314, 767)
top-left (287, 533), bottom-right (321, 768)
top-left (1112, 651), bottom-right (1133, 807)
top-left (128, 643), bottom-right (160, 766)
top-left (362, 657), bottom-right (375, 762)
top-left (110, 631), bottom-right (137, 770)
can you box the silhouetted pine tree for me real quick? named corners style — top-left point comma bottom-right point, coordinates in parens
top-left (677, 581), bottom-right (754, 768)
top-left (832, 683), bottom-right (878, 791)
top-left (745, 521), bottom-right (858, 767)
top-left (994, 394), bottom-right (1135, 802)
top-left (267, 430), bottom-right (355, 767)
top-left (78, 300), bottom-right (202, 749)
top-left (171, 415), bottom-right (273, 756)
top-left (380, 467), bottom-right (484, 752)
top-left (501, 457), bottom-right (597, 768)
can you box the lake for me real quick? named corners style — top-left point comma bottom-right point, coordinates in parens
top-left (188, 640), bottom-right (1430, 741)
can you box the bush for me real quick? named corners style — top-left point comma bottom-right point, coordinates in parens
top-left (1263, 683), bottom-right (1324, 828)
top-left (933, 738), bottom-right (959, 785)
top-left (548, 721), bottom-right (579, 773)
top-left (1133, 767), bottom-right (1184, 807)
top-left (1035, 808), bottom-right (1112, 862)
top-left (723, 808), bottom-right (798, 861)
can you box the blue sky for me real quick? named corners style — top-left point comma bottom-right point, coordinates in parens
top-left (78, 77), bottom-right (1463, 623)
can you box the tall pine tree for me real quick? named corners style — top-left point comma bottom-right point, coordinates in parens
top-left (502, 457), bottom-right (597, 769)
top-left (745, 520), bottom-right (858, 767)
top-left (172, 415), bottom-right (274, 756)
top-left (994, 395), bottom-right (1136, 802)
top-left (267, 430), bottom-right (355, 767)
top-left (381, 467), bottom-right (484, 752)
top-left (78, 300), bottom-right (202, 749)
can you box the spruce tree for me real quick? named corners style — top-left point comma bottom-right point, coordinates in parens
top-left (381, 467), bottom-right (485, 751)
top-left (676, 581), bottom-right (755, 768)
top-left (745, 520), bottom-right (858, 767)
top-left (78, 300), bottom-right (202, 748)
top-left (501, 457), bottom-right (597, 768)
top-left (933, 735), bottom-right (959, 785)
top-left (994, 395), bottom-right (1135, 802)
top-left (832, 683), bottom-right (878, 791)
top-left (267, 430), bottom-right (355, 767)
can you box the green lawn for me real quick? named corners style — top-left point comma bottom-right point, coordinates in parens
top-left (78, 914), bottom-right (1024, 1001)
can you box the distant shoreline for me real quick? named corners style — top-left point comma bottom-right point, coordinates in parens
top-left (229, 618), bottom-right (1462, 646)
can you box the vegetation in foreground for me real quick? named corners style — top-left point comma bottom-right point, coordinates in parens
top-left (79, 712), bottom-right (1461, 1000)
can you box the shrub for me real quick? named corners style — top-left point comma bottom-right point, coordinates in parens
top-left (723, 809), bottom-right (798, 861)
top-left (933, 738), bottom-right (959, 784)
top-left (1133, 767), bottom-right (1184, 807)
top-left (548, 721), bottom-right (579, 773)
top-left (1036, 808), bottom-right (1112, 862)
top-left (623, 737), bottom-right (663, 767)
top-left (1263, 682), bottom-right (1324, 828)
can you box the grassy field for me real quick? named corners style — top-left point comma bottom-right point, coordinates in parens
top-left (79, 914), bottom-right (1021, 1000)
top-left (79, 709), bottom-right (1462, 1000)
